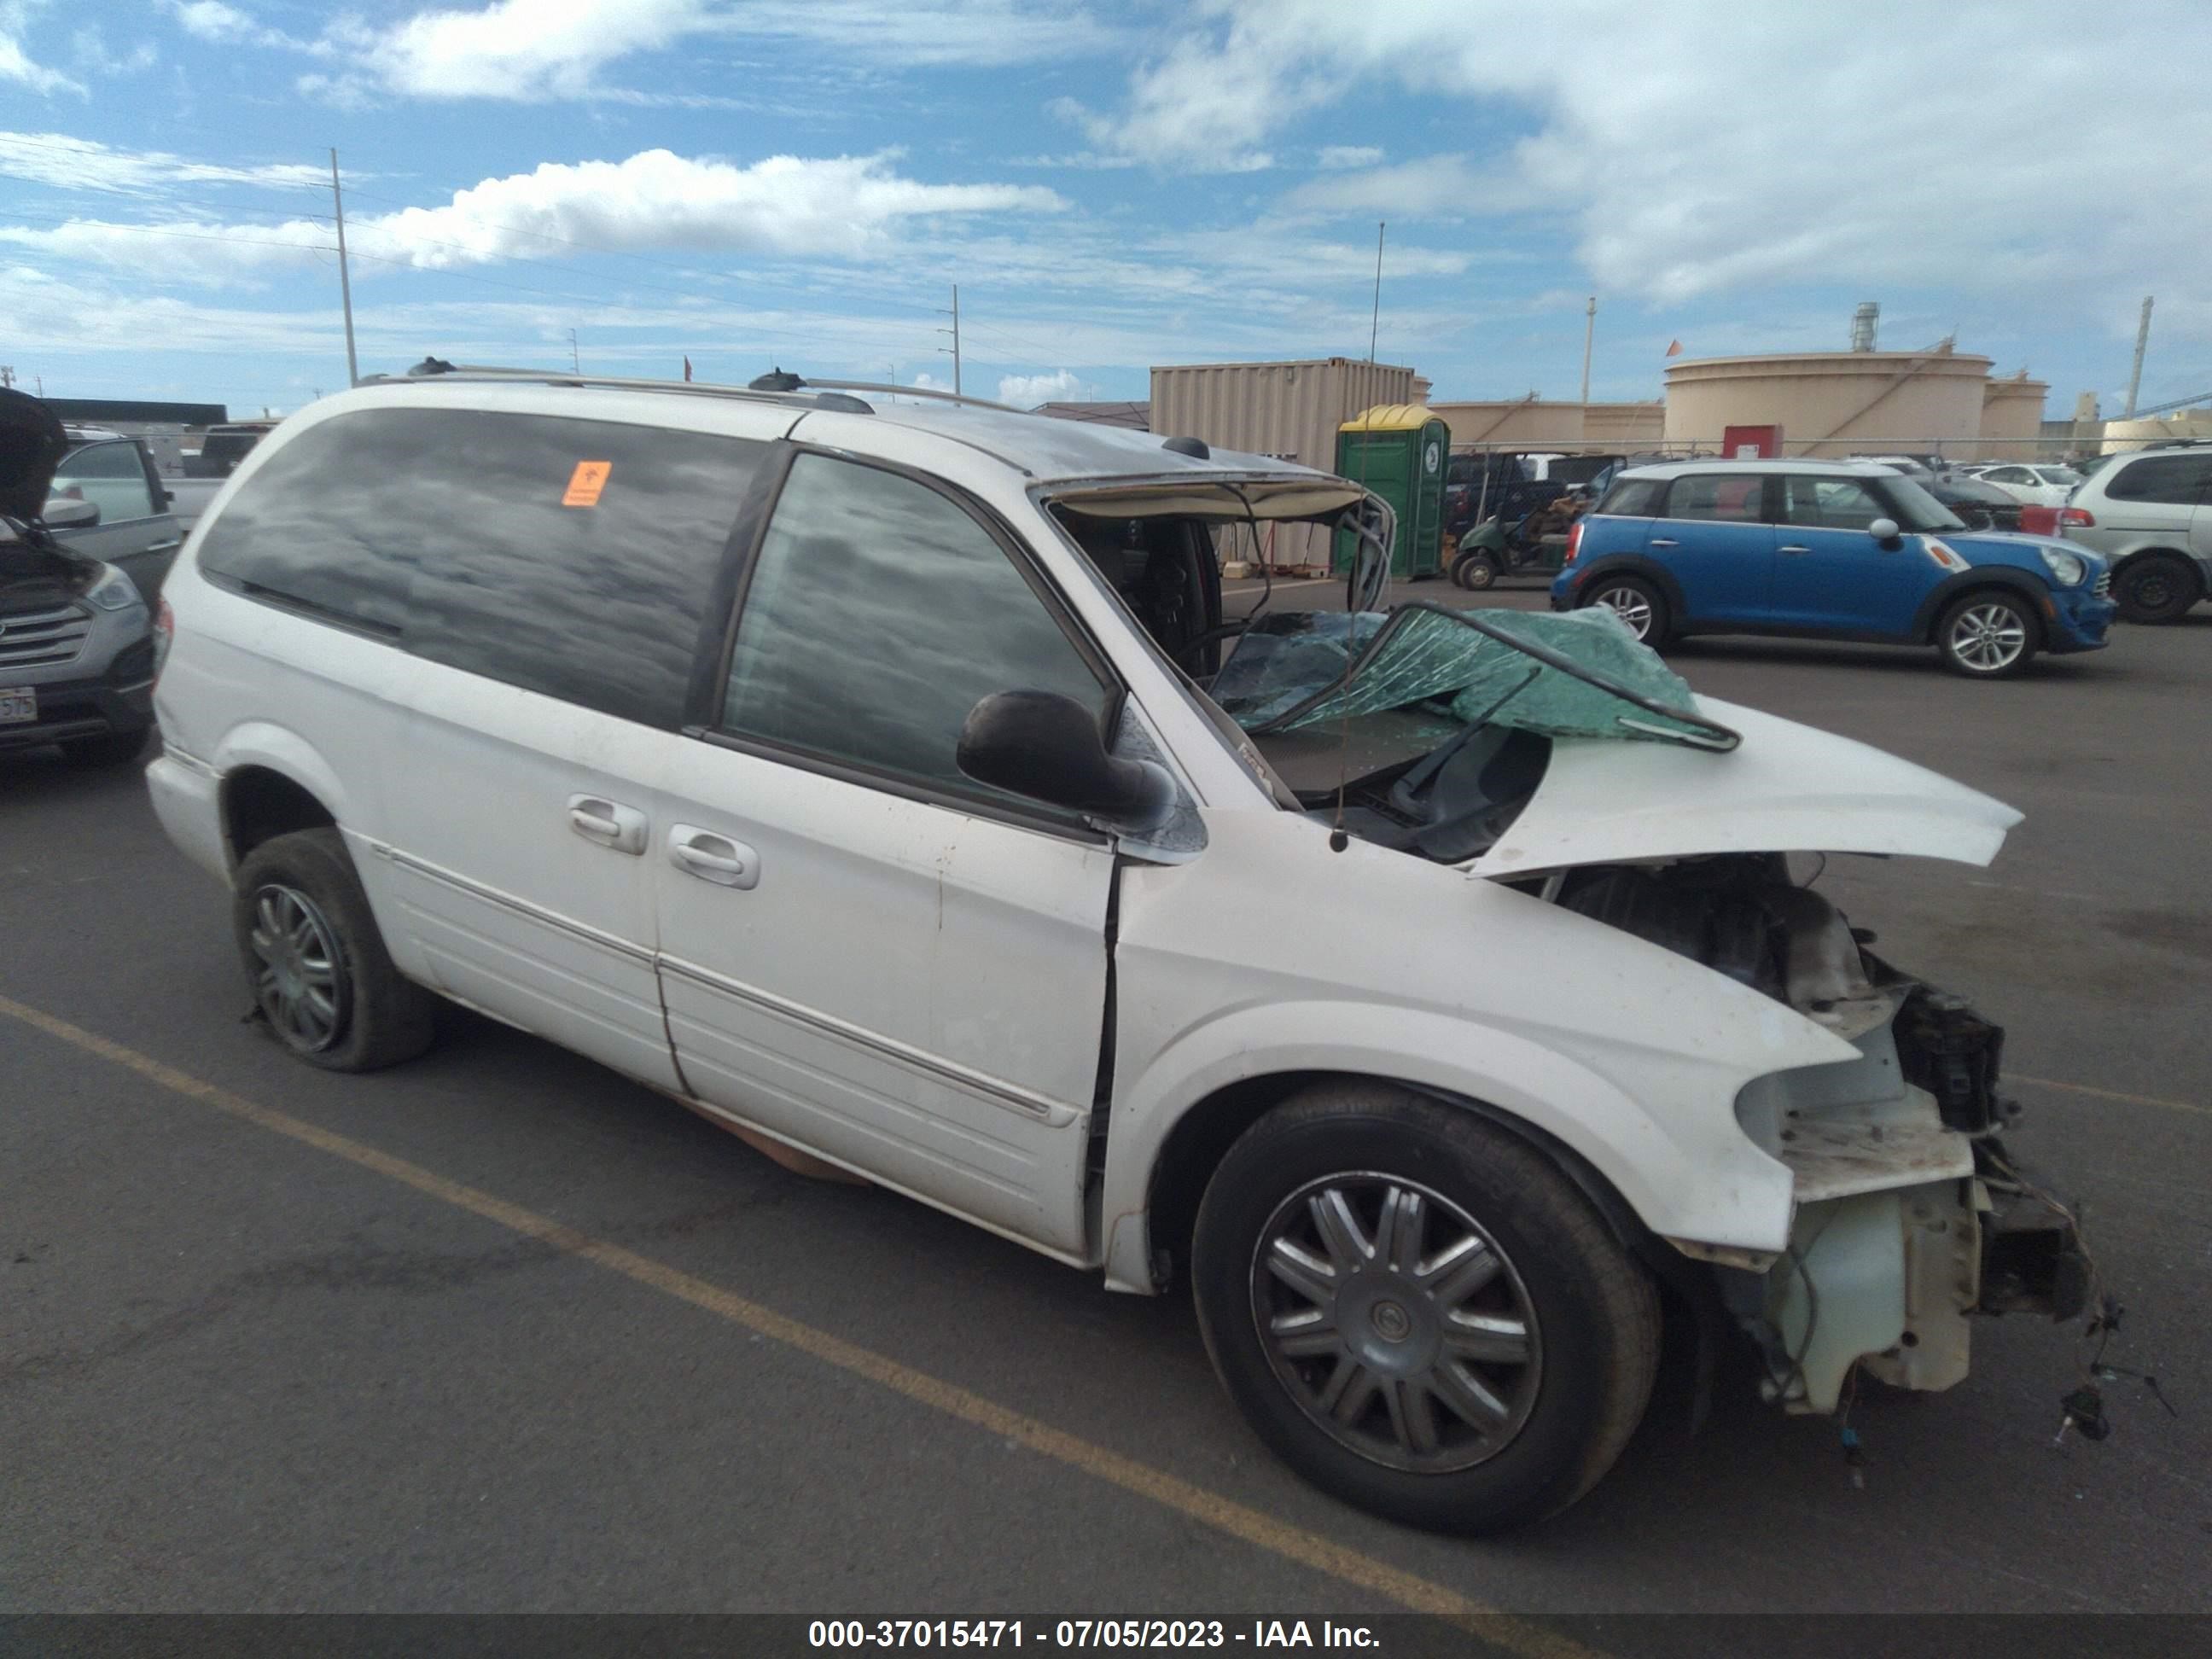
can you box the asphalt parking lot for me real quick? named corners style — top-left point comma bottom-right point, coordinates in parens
top-left (4, 580), bottom-right (2209, 1640)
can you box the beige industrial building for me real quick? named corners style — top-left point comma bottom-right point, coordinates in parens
top-left (1428, 398), bottom-right (1664, 453)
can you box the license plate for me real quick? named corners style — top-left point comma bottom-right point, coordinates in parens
top-left (0, 686), bottom-right (37, 725)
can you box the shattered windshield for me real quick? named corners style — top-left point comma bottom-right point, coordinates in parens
top-left (1211, 603), bottom-right (1739, 756)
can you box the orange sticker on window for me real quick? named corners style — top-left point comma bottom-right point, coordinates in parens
top-left (562, 460), bottom-right (612, 507)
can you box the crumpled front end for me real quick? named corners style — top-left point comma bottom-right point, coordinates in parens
top-left (1582, 859), bottom-right (2093, 1413)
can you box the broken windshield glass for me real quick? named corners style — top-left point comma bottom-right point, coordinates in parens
top-left (1210, 603), bottom-right (1740, 752)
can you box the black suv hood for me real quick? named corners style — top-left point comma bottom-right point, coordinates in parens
top-left (0, 387), bottom-right (67, 522)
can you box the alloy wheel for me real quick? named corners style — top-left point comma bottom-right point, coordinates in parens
top-left (247, 883), bottom-right (349, 1052)
top-left (1946, 602), bottom-right (2028, 672)
top-left (1250, 1173), bottom-right (1542, 1474)
top-left (1591, 585), bottom-right (1652, 638)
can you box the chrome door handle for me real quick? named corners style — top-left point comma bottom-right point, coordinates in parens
top-left (1649, 538), bottom-right (1678, 547)
top-left (670, 824), bottom-right (760, 889)
top-left (1778, 544), bottom-right (1811, 555)
top-left (568, 794), bottom-right (648, 855)
top-left (144, 538), bottom-right (183, 553)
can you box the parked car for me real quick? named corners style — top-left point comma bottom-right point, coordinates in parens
top-left (1554, 460), bottom-right (2113, 678)
top-left (2047, 443), bottom-right (2212, 622)
top-left (181, 421), bottom-right (273, 480)
top-left (48, 423), bottom-right (186, 604)
top-left (0, 393), bottom-right (158, 765)
top-left (146, 369), bottom-right (2092, 1533)
top-left (1965, 463), bottom-right (2083, 508)
top-left (1918, 470), bottom-right (2025, 532)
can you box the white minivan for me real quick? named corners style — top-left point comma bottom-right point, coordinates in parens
top-left (147, 368), bottom-right (2089, 1533)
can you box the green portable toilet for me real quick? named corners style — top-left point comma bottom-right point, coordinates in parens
top-left (1331, 405), bottom-right (1450, 579)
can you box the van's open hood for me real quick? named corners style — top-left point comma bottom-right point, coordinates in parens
top-left (1468, 696), bottom-right (2021, 877)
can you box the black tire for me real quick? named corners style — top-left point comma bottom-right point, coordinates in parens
top-left (2113, 554), bottom-right (2200, 625)
top-left (1579, 573), bottom-right (1670, 647)
top-left (1936, 589), bottom-right (2040, 678)
top-left (1452, 551), bottom-right (1499, 591)
top-left (58, 728), bottom-right (149, 767)
top-left (1191, 1083), bottom-right (1660, 1534)
top-left (231, 828), bottom-right (438, 1072)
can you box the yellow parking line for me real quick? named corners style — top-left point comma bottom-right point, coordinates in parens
top-left (0, 992), bottom-right (1593, 1659)
top-left (2011, 1074), bottom-right (2210, 1120)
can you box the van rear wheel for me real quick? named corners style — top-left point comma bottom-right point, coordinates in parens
top-left (231, 828), bottom-right (438, 1072)
top-left (1191, 1083), bottom-right (1659, 1534)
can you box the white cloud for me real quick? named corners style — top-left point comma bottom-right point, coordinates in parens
top-left (302, 0), bottom-right (1111, 103)
top-left (0, 131), bottom-right (328, 195)
top-left (166, 1), bottom-right (257, 40)
top-left (1084, 0), bottom-right (2212, 335)
top-left (1, 1), bottom-right (85, 96)
top-left (0, 148), bottom-right (1067, 281)
top-left (70, 27), bottom-right (157, 75)
top-left (997, 368), bottom-right (1097, 406)
top-left (1289, 153), bottom-right (1538, 217)
top-left (1316, 145), bottom-right (1382, 171)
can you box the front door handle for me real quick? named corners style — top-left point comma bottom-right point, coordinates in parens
top-left (1649, 538), bottom-right (1679, 548)
top-left (670, 824), bottom-right (760, 890)
top-left (1778, 544), bottom-right (1812, 556)
top-left (568, 794), bottom-right (649, 855)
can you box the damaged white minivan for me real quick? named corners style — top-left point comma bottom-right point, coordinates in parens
top-left (145, 368), bottom-right (2090, 1533)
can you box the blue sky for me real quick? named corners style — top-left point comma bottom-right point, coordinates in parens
top-left (3, 0), bottom-right (2209, 422)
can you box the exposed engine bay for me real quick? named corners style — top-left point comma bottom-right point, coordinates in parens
top-left (1532, 851), bottom-right (2092, 1412)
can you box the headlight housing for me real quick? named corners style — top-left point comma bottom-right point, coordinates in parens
top-left (86, 564), bottom-right (147, 611)
top-left (2038, 548), bottom-right (2087, 587)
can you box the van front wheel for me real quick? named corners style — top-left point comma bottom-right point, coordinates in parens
top-left (1191, 1083), bottom-right (1659, 1534)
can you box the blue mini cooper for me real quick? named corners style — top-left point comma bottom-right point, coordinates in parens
top-left (1551, 460), bottom-right (2115, 678)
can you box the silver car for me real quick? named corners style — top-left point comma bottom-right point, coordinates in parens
top-left (2056, 445), bottom-right (2212, 623)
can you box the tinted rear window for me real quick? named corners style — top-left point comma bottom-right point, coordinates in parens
top-left (196, 406), bottom-right (768, 729)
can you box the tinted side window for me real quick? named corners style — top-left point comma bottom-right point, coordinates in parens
top-left (2105, 455), bottom-right (2212, 504)
top-left (402, 414), bottom-right (765, 729)
top-left (719, 452), bottom-right (1113, 800)
top-left (199, 408), bottom-right (767, 727)
top-left (1598, 478), bottom-right (1663, 516)
top-left (1663, 474), bottom-right (1767, 521)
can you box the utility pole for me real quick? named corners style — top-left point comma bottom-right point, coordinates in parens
top-left (937, 285), bottom-right (962, 397)
top-left (329, 148), bottom-right (359, 388)
top-left (568, 329), bottom-right (580, 373)
top-left (0, 366), bottom-right (14, 389)
top-left (2123, 295), bottom-right (2154, 418)
top-left (1579, 295), bottom-right (1598, 443)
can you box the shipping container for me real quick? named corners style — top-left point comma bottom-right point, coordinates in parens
top-left (1150, 358), bottom-right (1417, 570)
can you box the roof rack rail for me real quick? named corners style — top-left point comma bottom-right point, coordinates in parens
top-left (358, 361), bottom-right (876, 415)
top-left (362, 360), bottom-right (1038, 419)
top-left (754, 371), bottom-right (1026, 415)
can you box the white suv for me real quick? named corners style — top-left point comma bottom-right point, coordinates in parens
top-left (147, 368), bottom-right (2091, 1532)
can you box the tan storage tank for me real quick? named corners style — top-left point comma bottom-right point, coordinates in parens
top-left (1150, 358), bottom-right (1416, 569)
top-left (1978, 375), bottom-right (2049, 459)
top-left (1663, 349), bottom-right (1993, 458)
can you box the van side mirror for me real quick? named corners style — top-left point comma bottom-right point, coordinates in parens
top-left (43, 498), bottom-right (100, 529)
top-left (1867, 516), bottom-right (1900, 543)
top-left (958, 690), bottom-right (1173, 829)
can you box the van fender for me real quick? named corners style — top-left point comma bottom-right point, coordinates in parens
top-left (210, 720), bottom-right (358, 832)
top-left (1097, 998), bottom-right (1800, 1295)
